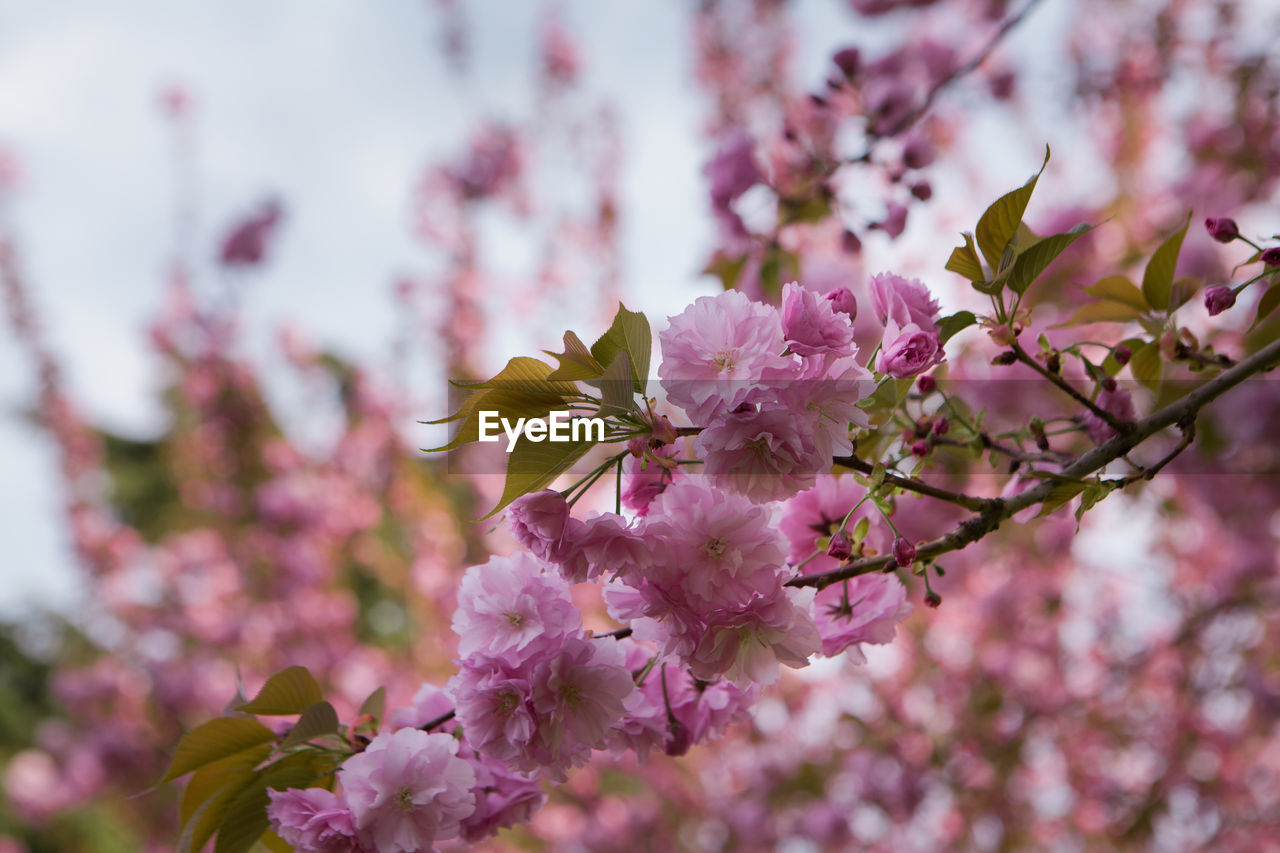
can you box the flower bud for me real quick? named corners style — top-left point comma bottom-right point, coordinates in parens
top-left (824, 286), bottom-right (857, 319)
top-left (841, 229), bottom-right (863, 255)
top-left (910, 181), bottom-right (933, 201)
top-left (1045, 352), bottom-right (1061, 374)
top-left (893, 537), bottom-right (916, 567)
top-left (991, 350), bottom-right (1017, 366)
top-left (924, 590), bottom-right (942, 608)
top-left (1263, 247), bottom-right (1280, 267)
top-left (1204, 217), bottom-right (1239, 243)
top-left (1101, 376), bottom-right (1117, 393)
top-left (664, 719), bottom-right (692, 757)
top-left (916, 374), bottom-right (937, 394)
top-left (827, 530), bottom-right (853, 561)
top-left (627, 437), bottom-right (647, 457)
top-left (833, 47), bottom-right (861, 78)
top-left (932, 417), bottom-right (950, 436)
top-left (651, 415), bottom-right (677, 446)
top-left (1203, 285), bottom-right (1236, 316)
top-left (910, 439), bottom-right (930, 457)
top-left (1114, 345), bottom-right (1131, 366)
top-left (902, 135), bottom-right (935, 170)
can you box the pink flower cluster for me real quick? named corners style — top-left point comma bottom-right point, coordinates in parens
top-left (869, 271), bottom-right (945, 378)
top-left (658, 286), bottom-right (875, 502)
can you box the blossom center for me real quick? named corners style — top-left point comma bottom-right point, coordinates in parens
top-left (395, 785), bottom-right (416, 812)
top-left (504, 610), bottom-right (525, 628)
top-left (702, 537), bottom-right (728, 559)
top-left (712, 348), bottom-right (738, 372)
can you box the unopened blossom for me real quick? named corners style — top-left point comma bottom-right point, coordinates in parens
top-left (780, 281), bottom-right (855, 357)
top-left (779, 475), bottom-right (872, 576)
top-left (878, 323), bottom-right (944, 377)
top-left (812, 573), bottom-right (912, 660)
top-left (267, 787), bottom-right (365, 852)
top-left (658, 291), bottom-right (793, 425)
top-left (451, 552), bottom-right (579, 662)
top-left (506, 490), bottom-right (577, 563)
top-left (1204, 285), bottom-right (1236, 316)
top-left (338, 729), bottom-right (476, 853)
top-left (219, 198), bottom-right (283, 268)
top-left (1204, 217), bottom-right (1239, 243)
top-left (824, 286), bottom-right (857, 318)
top-left (620, 444), bottom-right (681, 517)
top-left (869, 271), bottom-right (940, 330)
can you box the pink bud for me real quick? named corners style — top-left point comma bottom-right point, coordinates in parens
top-left (1113, 345), bottom-right (1131, 366)
top-left (893, 537), bottom-right (916, 567)
top-left (910, 181), bottom-right (933, 201)
top-left (1101, 376), bottom-right (1117, 393)
top-left (651, 415), bottom-right (677, 446)
top-left (902, 135), bottom-right (935, 170)
top-left (916, 375), bottom-right (937, 394)
top-left (664, 719), bottom-right (692, 757)
top-left (827, 531), bottom-right (853, 561)
top-left (627, 437), bottom-right (647, 457)
top-left (824, 286), bottom-right (857, 319)
top-left (924, 590), bottom-right (942, 608)
top-left (1263, 247), bottom-right (1280, 267)
top-left (833, 47), bottom-right (861, 78)
top-left (1203, 217), bottom-right (1239, 243)
top-left (910, 440), bottom-right (930, 457)
top-left (932, 417), bottom-right (950, 436)
top-left (1204, 285), bottom-right (1236, 316)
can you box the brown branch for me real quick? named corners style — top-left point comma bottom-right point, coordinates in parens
top-left (789, 336), bottom-right (1280, 590)
top-left (832, 452), bottom-right (994, 513)
top-left (1011, 341), bottom-right (1132, 434)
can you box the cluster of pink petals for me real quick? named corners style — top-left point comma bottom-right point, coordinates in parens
top-left (659, 286), bottom-right (872, 503)
top-left (869, 271), bottom-right (945, 378)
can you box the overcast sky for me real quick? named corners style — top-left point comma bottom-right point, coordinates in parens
top-left (0, 0), bottom-right (1086, 617)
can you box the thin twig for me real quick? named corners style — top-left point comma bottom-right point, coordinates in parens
top-left (832, 452), bottom-right (994, 513)
top-left (1011, 341), bottom-right (1132, 434)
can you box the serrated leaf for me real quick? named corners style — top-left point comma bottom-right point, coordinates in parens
top-left (280, 701), bottom-right (340, 749)
top-left (1054, 301), bottom-right (1145, 327)
top-left (1085, 275), bottom-right (1148, 311)
top-left (163, 718), bottom-right (276, 783)
top-left (358, 686), bottom-right (386, 723)
top-left (214, 754), bottom-right (320, 853)
top-left (598, 350), bottom-right (635, 416)
top-left (946, 233), bottom-right (984, 281)
top-left (545, 331), bottom-right (604, 381)
top-left (1142, 213), bottom-right (1192, 311)
top-left (1005, 223), bottom-right (1094, 295)
top-left (1255, 284), bottom-right (1280, 327)
top-left (937, 311), bottom-right (977, 344)
top-left (1130, 341), bottom-right (1162, 392)
top-left (427, 387), bottom-right (571, 452)
top-left (453, 356), bottom-right (579, 396)
top-left (485, 437), bottom-right (596, 519)
top-left (975, 146), bottom-right (1050, 269)
top-left (236, 666), bottom-right (323, 716)
top-left (178, 745), bottom-right (272, 853)
top-left (591, 303), bottom-right (651, 395)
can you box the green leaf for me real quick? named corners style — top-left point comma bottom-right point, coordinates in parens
top-left (1054, 301), bottom-right (1145, 327)
top-left (545, 332), bottom-right (604, 381)
top-left (178, 744), bottom-right (272, 853)
top-left (163, 717), bottom-right (276, 783)
top-left (1085, 275), bottom-right (1148, 311)
top-left (427, 387), bottom-right (571, 452)
top-left (484, 436), bottom-right (596, 519)
top-left (1141, 213), bottom-right (1192, 311)
top-left (1036, 479), bottom-right (1087, 518)
top-left (214, 754), bottom-right (321, 853)
top-left (1005, 223), bottom-right (1094, 295)
top-left (758, 244), bottom-right (797, 301)
top-left (1130, 341), bottom-right (1163, 392)
top-left (974, 146), bottom-right (1050, 269)
top-left (358, 686), bottom-right (386, 724)
top-left (936, 310), bottom-right (978, 344)
top-left (945, 233), bottom-right (984, 282)
top-left (1256, 283), bottom-right (1280, 327)
top-left (259, 831), bottom-right (294, 853)
top-left (451, 356), bottom-right (580, 396)
top-left (778, 192), bottom-right (831, 226)
top-left (1074, 480), bottom-right (1114, 529)
top-left (1167, 276), bottom-right (1201, 312)
top-left (598, 350), bottom-right (636, 416)
top-left (280, 701), bottom-right (340, 749)
top-left (591, 304), bottom-right (651, 395)
top-left (236, 666), bottom-right (323, 716)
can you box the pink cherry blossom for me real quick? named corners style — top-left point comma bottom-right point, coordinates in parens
top-left (338, 728), bottom-right (476, 853)
top-left (451, 551), bottom-right (579, 663)
top-left (780, 281), bottom-right (855, 357)
top-left (811, 573), bottom-right (912, 660)
top-left (689, 586), bottom-right (821, 684)
top-left (693, 403), bottom-right (825, 503)
top-left (658, 290), bottom-right (793, 425)
top-left (267, 787), bottom-right (365, 853)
